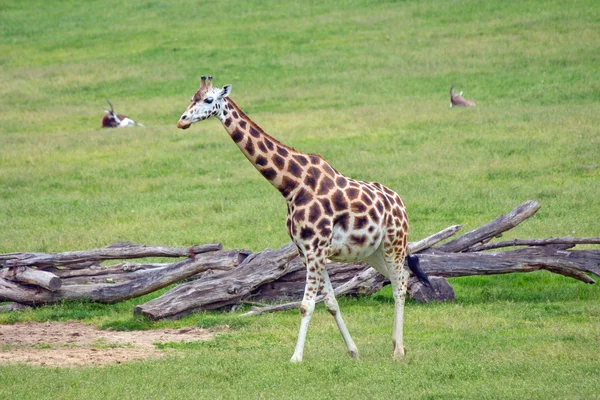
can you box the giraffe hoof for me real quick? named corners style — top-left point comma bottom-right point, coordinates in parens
top-left (290, 355), bottom-right (303, 363)
top-left (393, 346), bottom-right (407, 360)
top-left (348, 349), bottom-right (359, 360)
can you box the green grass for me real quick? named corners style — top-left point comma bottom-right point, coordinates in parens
top-left (1, 0), bottom-right (599, 398)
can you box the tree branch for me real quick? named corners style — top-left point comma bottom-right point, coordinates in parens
top-left (435, 200), bottom-right (540, 253)
top-left (0, 243), bottom-right (222, 269)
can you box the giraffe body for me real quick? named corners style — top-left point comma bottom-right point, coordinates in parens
top-left (177, 76), bottom-right (430, 362)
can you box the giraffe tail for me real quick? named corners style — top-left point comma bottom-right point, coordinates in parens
top-left (407, 255), bottom-right (433, 289)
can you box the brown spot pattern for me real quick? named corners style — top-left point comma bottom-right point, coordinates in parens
top-left (249, 126), bottom-right (261, 138)
top-left (287, 160), bottom-right (303, 178)
top-left (272, 154), bottom-right (286, 170)
top-left (261, 168), bottom-right (277, 180)
top-left (293, 154), bottom-right (309, 166)
top-left (332, 190), bottom-right (348, 211)
top-left (317, 177), bottom-right (335, 195)
top-left (279, 176), bottom-right (299, 198)
top-left (231, 128), bottom-right (244, 143)
top-left (244, 139), bottom-right (255, 156)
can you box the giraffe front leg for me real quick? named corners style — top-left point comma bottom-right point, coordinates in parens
top-left (321, 269), bottom-right (359, 359)
top-left (290, 265), bottom-right (320, 363)
top-left (391, 267), bottom-right (410, 359)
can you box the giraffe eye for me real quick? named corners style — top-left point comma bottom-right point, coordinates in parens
top-left (204, 97), bottom-right (214, 104)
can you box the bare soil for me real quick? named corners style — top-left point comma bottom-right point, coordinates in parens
top-left (0, 321), bottom-right (226, 367)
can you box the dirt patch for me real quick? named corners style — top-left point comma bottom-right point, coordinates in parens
top-left (0, 321), bottom-right (226, 367)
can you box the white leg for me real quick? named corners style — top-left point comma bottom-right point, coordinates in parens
top-left (290, 261), bottom-right (321, 363)
top-left (391, 267), bottom-right (410, 359)
top-left (321, 269), bottom-right (359, 359)
top-left (290, 296), bottom-right (315, 363)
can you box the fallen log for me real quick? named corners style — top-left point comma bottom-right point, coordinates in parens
top-left (250, 225), bottom-right (463, 302)
top-left (134, 243), bottom-right (299, 320)
top-left (134, 225), bottom-right (462, 319)
top-left (0, 249), bottom-right (241, 305)
top-left (419, 247), bottom-right (600, 282)
top-left (0, 302), bottom-right (31, 312)
top-left (0, 266), bottom-right (62, 291)
top-left (435, 200), bottom-right (540, 252)
top-left (241, 201), bottom-right (597, 316)
top-left (60, 249), bottom-right (250, 285)
top-left (1, 200), bottom-right (598, 317)
top-left (465, 236), bottom-right (600, 252)
top-left (241, 246), bottom-right (600, 316)
top-left (0, 242), bottom-right (222, 269)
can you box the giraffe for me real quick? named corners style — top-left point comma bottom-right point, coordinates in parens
top-left (177, 76), bottom-right (432, 362)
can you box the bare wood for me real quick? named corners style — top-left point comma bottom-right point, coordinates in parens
top-left (45, 263), bottom-right (166, 279)
top-left (0, 252), bottom-right (45, 262)
top-left (0, 267), bottom-right (62, 291)
top-left (0, 302), bottom-right (31, 312)
top-left (0, 242), bottom-right (222, 269)
top-left (466, 236), bottom-right (600, 252)
top-left (134, 243), bottom-right (299, 320)
top-left (242, 265), bottom-right (384, 316)
top-left (60, 250), bottom-right (251, 285)
top-left (242, 299), bottom-right (301, 316)
top-left (411, 225), bottom-right (462, 253)
top-left (56, 262), bottom-right (98, 270)
top-left (251, 261), bottom-right (372, 301)
top-left (136, 225), bottom-right (464, 318)
top-left (435, 200), bottom-right (541, 253)
top-left (242, 246), bottom-right (600, 316)
top-left (251, 225), bottom-right (463, 302)
top-left (419, 247), bottom-right (600, 281)
top-left (49, 249), bottom-right (250, 280)
top-left (241, 225), bottom-right (463, 316)
top-left (0, 250), bottom-right (238, 305)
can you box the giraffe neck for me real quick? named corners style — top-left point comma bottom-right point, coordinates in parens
top-left (217, 97), bottom-right (337, 201)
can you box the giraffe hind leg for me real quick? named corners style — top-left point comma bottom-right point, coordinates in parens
top-left (321, 269), bottom-right (359, 359)
top-left (390, 265), bottom-right (410, 359)
top-left (365, 244), bottom-right (409, 359)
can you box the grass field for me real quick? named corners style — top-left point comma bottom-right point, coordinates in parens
top-left (1, 0), bottom-right (599, 398)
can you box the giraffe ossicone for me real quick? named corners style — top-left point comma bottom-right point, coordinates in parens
top-left (177, 77), bottom-right (432, 362)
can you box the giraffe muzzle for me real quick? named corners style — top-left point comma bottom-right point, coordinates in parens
top-left (177, 119), bottom-right (191, 129)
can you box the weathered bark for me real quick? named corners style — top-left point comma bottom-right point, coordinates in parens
top-left (59, 250), bottom-right (251, 285)
top-left (242, 207), bottom-right (599, 317)
top-left (0, 266), bottom-right (62, 291)
top-left (0, 250), bottom-right (240, 305)
top-left (54, 250), bottom-right (251, 284)
top-left (435, 200), bottom-right (541, 253)
top-left (1, 201), bottom-right (598, 317)
top-left (426, 247), bottom-right (600, 281)
top-left (0, 302), bottom-right (31, 312)
top-left (408, 276), bottom-right (456, 303)
top-left (465, 236), bottom-right (600, 252)
top-left (0, 242), bottom-right (222, 269)
top-left (242, 225), bottom-right (465, 316)
top-left (243, 246), bottom-right (600, 316)
top-left (137, 225), bottom-right (464, 319)
top-left (45, 263), bottom-right (162, 279)
top-left (134, 243), bottom-right (299, 320)
top-left (252, 261), bottom-right (370, 301)
top-left (250, 225), bottom-right (463, 302)
top-left (410, 225), bottom-right (463, 253)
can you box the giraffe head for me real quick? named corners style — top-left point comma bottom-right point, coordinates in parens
top-left (177, 75), bottom-right (232, 129)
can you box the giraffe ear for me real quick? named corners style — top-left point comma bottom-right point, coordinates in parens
top-left (219, 84), bottom-right (232, 99)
